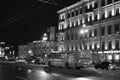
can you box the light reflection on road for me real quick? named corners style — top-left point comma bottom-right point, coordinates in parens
top-left (27, 69), bottom-right (102, 80)
top-left (69, 77), bottom-right (103, 80)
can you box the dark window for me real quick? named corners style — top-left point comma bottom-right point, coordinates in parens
top-left (101, 12), bottom-right (105, 20)
top-left (108, 41), bottom-right (112, 50)
top-left (67, 13), bottom-right (70, 18)
top-left (72, 22), bottom-right (74, 27)
top-left (84, 44), bottom-right (87, 50)
top-left (115, 40), bottom-right (119, 49)
top-left (85, 17), bottom-right (88, 23)
top-left (67, 23), bottom-right (70, 28)
top-left (71, 11), bottom-right (74, 17)
top-left (76, 21), bottom-right (78, 26)
top-left (114, 0), bottom-right (119, 2)
top-left (116, 8), bottom-right (119, 16)
top-left (89, 45), bottom-right (92, 50)
top-left (71, 46), bottom-right (73, 50)
top-left (75, 46), bottom-right (78, 51)
top-left (89, 4), bottom-right (93, 11)
top-left (94, 43), bottom-right (97, 50)
top-left (107, 0), bottom-right (112, 4)
top-left (108, 25), bottom-right (112, 34)
top-left (71, 32), bottom-right (74, 40)
top-left (68, 47), bottom-right (69, 51)
top-left (80, 8), bottom-right (83, 14)
top-left (89, 30), bottom-right (92, 37)
top-left (108, 11), bottom-right (112, 18)
top-left (61, 36), bottom-right (64, 41)
top-left (115, 24), bottom-right (119, 34)
top-left (102, 41), bottom-right (105, 50)
top-left (94, 14), bottom-right (98, 21)
top-left (101, 27), bottom-right (105, 36)
top-left (75, 33), bottom-right (77, 40)
top-left (101, 0), bottom-right (105, 7)
top-left (85, 6), bottom-right (88, 12)
top-left (67, 33), bottom-right (69, 41)
top-left (80, 19), bottom-right (82, 25)
top-left (94, 1), bottom-right (98, 9)
top-left (94, 28), bottom-right (97, 37)
top-left (89, 16), bottom-right (92, 22)
top-left (75, 9), bottom-right (79, 16)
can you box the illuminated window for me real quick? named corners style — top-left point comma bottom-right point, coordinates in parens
top-left (115, 55), bottom-right (119, 60)
top-left (108, 55), bottom-right (112, 60)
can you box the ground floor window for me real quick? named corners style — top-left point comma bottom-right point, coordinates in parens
top-left (107, 55), bottom-right (112, 61)
top-left (114, 54), bottom-right (119, 60)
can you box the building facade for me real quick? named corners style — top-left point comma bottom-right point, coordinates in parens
top-left (57, 0), bottom-right (120, 64)
top-left (18, 26), bottom-right (57, 59)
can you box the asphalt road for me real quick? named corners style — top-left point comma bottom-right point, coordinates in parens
top-left (0, 61), bottom-right (120, 80)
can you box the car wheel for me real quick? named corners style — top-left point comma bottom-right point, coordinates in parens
top-left (106, 67), bottom-right (108, 70)
top-left (95, 66), bottom-right (98, 69)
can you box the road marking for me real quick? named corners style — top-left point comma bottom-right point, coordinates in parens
top-left (16, 76), bottom-right (28, 80)
top-left (109, 73), bottom-right (114, 75)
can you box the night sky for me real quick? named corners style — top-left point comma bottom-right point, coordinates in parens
top-left (0, 0), bottom-right (80, 46)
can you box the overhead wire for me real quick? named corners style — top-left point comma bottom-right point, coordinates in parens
top-left (0, 0), bottom-right (58, 30)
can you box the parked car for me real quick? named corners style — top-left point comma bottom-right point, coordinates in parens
top-left (16, 58), bottom-right (27, 64)
top-left (94, 61), bottom-right (115, 70)
top-left (34, 58), bottom-right (45, 65)
top-left (7, 59), bottom-right (16, 61)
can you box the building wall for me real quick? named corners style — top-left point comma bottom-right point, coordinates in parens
top-left (18, 45), bottom-right (31, 59)
top-left (57, 0), bottom-right (120, 64)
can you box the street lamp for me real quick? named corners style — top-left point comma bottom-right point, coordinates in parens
top-left (42, 33), bottom-right (48, 41)
top-left (79, 24), bottom-right (89, 50)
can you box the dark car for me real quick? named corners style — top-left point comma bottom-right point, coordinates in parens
top-left (94, 61), bottom-right (115, 70)
top-left (34, 58), bottom-right (45, 65)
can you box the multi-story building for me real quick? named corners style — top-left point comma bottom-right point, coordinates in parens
top-left (18, 26), bottom-right (57, 59)
top-left (47, 26), bottom-right (57, 51)
top-left (57, 0), bottom-right (120, 64)
top-left (18, 45), bottom-right (32, 59)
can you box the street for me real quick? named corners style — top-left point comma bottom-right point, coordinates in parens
top-left (0, 62), bottom-right (120, 80)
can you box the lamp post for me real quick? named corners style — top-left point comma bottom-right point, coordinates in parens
top-left (42, 33), bottom-right (48, 41)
